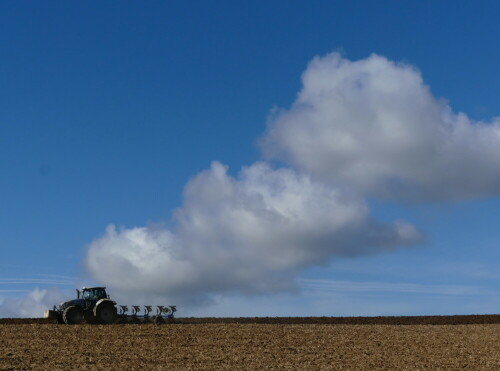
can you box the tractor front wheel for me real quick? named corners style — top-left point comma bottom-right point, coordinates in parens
top-left (63, 306), bottom-right (84, 325)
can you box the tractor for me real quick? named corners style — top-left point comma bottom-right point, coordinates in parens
top-left (44, 287), bottom-right (117, 324)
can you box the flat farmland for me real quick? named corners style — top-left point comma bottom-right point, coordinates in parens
top-left (1, 317), bottom-right (499, 370)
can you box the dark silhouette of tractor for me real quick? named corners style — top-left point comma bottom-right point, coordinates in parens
top-left (44, 287), bottom-right (117, 324)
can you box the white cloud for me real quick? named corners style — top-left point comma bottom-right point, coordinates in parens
top-left (85, 162), bottom-right (421, 303)
top-left (261, 53), bottom-right (500, 201)
top-left (0, 288), bottom-right (68, 318)
top-left (87, 52), bottom-right (500, 307)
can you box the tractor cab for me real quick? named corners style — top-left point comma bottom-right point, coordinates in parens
top-left (78, 287), bottom-right (109, 300)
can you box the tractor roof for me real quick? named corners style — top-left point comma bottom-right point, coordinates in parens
top-left (82, 287), bottom-right (106, 290)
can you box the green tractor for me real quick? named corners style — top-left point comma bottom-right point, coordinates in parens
top-left (44, 287), bottom-right (117, 324)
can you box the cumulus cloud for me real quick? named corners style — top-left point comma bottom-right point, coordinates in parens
top-left (86, 162), bottom-right (421, 302)
top-left (261, 53), bottom-right (500, 201)
top-left (0, 288), bottom-right (68, 318)
top-left (87, 52), bottom-right (500, 303)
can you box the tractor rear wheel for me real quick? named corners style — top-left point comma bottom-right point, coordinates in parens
top-left (96, 302), bottom-right (117, 324)
top-left (63, 306), bottom-right (84, 325)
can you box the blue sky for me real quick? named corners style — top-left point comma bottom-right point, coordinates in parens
top-left (1, 1), bottom-right (499, 317)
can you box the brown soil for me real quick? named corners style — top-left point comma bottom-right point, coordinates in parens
top-left (1, 318), bottom-right (499, 370)
top-left (1, 314), bottom-right (500, 325)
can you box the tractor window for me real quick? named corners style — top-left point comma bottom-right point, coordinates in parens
top-left (82, 288), bottom-right (106, 299)
top-left (94, 289), bottom-right (106, 298)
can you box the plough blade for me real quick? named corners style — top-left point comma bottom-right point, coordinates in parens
top-left (144, 306), bottom-right (153, 317)
top-left (119, 305), bottom-right (129, 315)
top-left (132, 306), bottom-right (141, 316)
top-left (116, 305), bottom-right (176, 324)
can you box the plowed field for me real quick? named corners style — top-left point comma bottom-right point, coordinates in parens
top-left (1, 316), bottom-right (499, 370)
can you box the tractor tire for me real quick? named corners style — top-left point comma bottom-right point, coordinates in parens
top-left (63, 306), bottom-right (84, 325)
top-left (95, 302), bottom-right (117, 324)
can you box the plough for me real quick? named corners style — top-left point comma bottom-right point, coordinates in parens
top-left (117, 305), bottom-right (177, 324)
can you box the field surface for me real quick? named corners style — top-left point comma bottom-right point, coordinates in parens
top-left (1, 316), bottom-right (499, 370)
